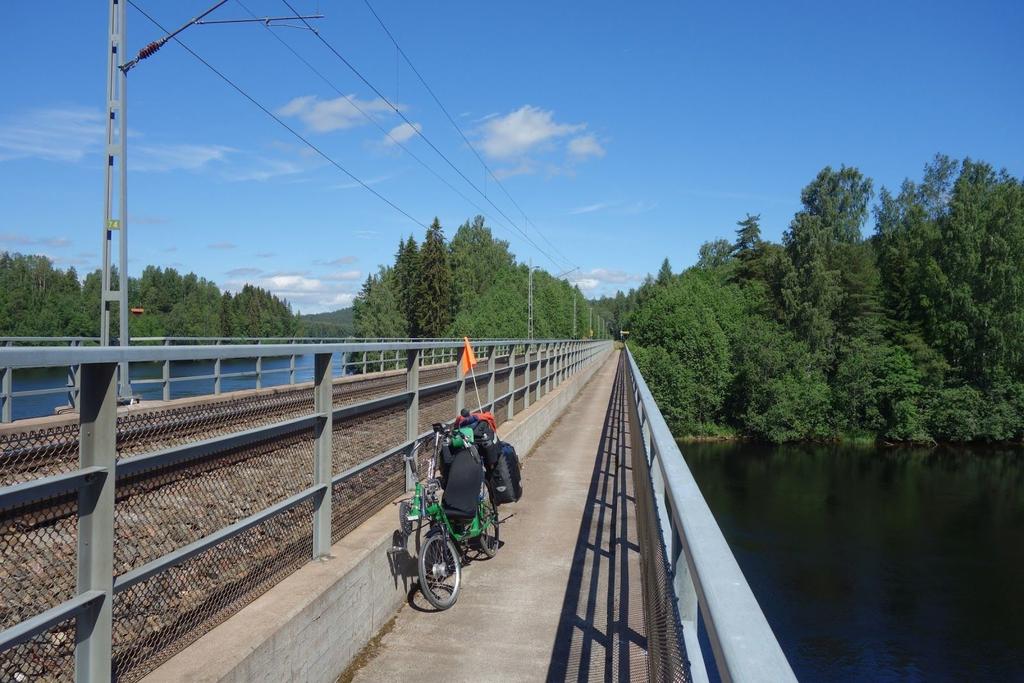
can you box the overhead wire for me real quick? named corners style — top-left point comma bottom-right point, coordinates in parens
top-left (124, 0), bottom-right (428, 229)
top-left (232, 0), bottom-right (528, 246)
top-left (360, 0), bottom-right (578, 271)
top-left (279, 0), bottom-right (570, 272)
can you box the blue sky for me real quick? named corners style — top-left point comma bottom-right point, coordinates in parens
top-left (1, 1), bottom-right (1021, 312)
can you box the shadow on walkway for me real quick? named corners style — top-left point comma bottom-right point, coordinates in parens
top-left (546, 357), bottom-right (649, 682)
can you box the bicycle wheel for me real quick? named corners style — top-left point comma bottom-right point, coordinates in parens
top-left (477, 498), bottom-right (500, 559)
top-left (418, 531), bottom-right (461, 610)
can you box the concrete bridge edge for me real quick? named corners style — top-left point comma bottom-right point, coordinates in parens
top-left (142, 346), bottom-right (615, 683)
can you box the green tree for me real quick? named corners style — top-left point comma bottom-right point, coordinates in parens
top-left (393, 235), bottom-right (419, 334)
top-left (781, 165), bottom-right (874, 358)
top-left (413, 218), bottom-right (455, 337)
top-left (449, 216), bottom-right (514, 302)
top-left (696, 239), bottom-right (733, 270)
top-left (353, 267), bottom-right (408, 338)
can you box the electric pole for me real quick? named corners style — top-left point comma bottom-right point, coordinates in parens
top-left (99, 0), bottom-right (321, 399)
top-left (103, 0), bottom-right (130, 397)
top-left (572, 292), bottom-right (577, 338)
top-left (528, 261), bottom-right (536, 339)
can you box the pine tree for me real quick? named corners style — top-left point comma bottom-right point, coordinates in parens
top-left (732, 214), bottom-right (765, 283)
top-left (393, 234), bottom-right (419, 334)
top-left (656, 258), bottom-right (673, 286)
top-left (414, 218), bottom-right (454, 337)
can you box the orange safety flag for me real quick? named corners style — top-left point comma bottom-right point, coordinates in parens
top-left (460, 336), bottom-right (478, 375)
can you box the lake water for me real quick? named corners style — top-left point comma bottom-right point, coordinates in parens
top-left (5, 354), bottom-right (369, 421)
top-left (685, 441), bottom-right (1024, 681)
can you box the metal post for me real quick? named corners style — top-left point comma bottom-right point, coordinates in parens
top-left (523, 344), bottom-right (531, 410)
top-left (161, 339), bottom-right (170, 401)
top-left (545, 342), bottom-right (554, 394)
top-left (255, 354), bottom-right (262, 390)
top-left (507, 346), bottom-right (516, 421)
top-left (528, 264), bottom-right (534, 340)
top-left (289, 352), bottom-right (296, 385)
top-left (1, 340), bottom-right (11, 423)
top-left (486, 349), bottom-right (495, 410)
top-left (211, 339), bottom-right (222, 395)
top-left (67, 340), bottom-right (82, 411)
top-left (101, 0), bottom-right (131, 400)
top-left (76, 362), bottom-right (117, 682)
top-left (455, 345), bottom-right (466, 415)
top-left (405, 349), bottom-right (420, 491)
top-left (313, 352), bottom-right (333, 558)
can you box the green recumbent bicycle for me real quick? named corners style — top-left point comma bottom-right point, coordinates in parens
top-left (399, 421), bottom-right (500, 610)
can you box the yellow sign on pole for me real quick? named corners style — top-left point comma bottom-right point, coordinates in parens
top-left (107, 219), bottom-right (120, 229)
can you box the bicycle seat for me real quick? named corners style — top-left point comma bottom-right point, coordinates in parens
top-left (443, 503), bottom-right (476, 520)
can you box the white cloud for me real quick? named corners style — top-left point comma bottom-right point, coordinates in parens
top-left (224, 272), bottom-right (357, 313)
top-left (569, 201), bottom-right (616, 215)
top-left (0, 106), bottom-right (104, 163)
top-left (383, 122), bottom-right (422, 145)
top-left (568, 268), bottom-right (643, 294)
top-left (226, 267), bottom-right (262, 277)
top-left (476, 105), bottom-right (584, 160)
top-left (315, 256), bottom-right (358, 266)
top-left (278, 94), bottom-right (394, 133)
top-left (568, 134), bottom-right (605, 160)
top-left (0, 232), bottom-right (71, 248)
top-left (133, 143), bottom-right (234, 172)
top-left (221, 157), bottom-right (303, 182)
top-left (208, 241), bottom-right (237, 250)
top-left (493, 162), bottom-right (535, 180)
top-left (322, 270), bottom-right (361, 281)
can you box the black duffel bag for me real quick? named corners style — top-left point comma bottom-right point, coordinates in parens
top-left (489, 441), bottom-right (523, 505)
top-left (442, 445), bottom-right (484, 518)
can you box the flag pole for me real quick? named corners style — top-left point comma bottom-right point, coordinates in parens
top-left (471, 366), bottom-right (483, 412)
top-left (461, 337), bottom-right (484, 412)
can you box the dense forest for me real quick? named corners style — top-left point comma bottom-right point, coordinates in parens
top-left (0, 255), bottom-right (300, 338)
top-left (353, 215), bottom-right (595, 339)
top-left (299, 307), bottom-right (355, 337)
top-left (604, 155), bottom-right (1024, 444)
top-left (0, 214), bottom-right (600, 343)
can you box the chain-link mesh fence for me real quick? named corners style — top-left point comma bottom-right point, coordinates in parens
top-left (1, 344), bottom-right (594, 680)
top-left (494, 369), bottom-right (511, 399)
top-left (418, 389), bottom-right (458, 434)
top-left (625, 360), bottom-right (692, 683)
top-left (0, 614), bottom-right (77, 683)
top-left (0, 496), bottom-right (78, 632)
top-left (0, 367), bottom-right (438, 489)
top-left (112, 497), bottom-right (316, 683)
top-left (114, 427), bottom-right (315, 576)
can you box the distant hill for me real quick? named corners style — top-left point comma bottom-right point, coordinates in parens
top-left (300, 307), bottom-right (355, 337)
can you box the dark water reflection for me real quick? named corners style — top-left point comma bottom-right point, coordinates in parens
top-left (685, 441), bottom-right (1024, 682)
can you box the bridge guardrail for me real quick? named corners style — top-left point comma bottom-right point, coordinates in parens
top-left (0, 336), bottom-right (522, 423)
top-left (623, 347), bottom-right (796, 683)
top-left (0, 338), bottom-right (611, 682)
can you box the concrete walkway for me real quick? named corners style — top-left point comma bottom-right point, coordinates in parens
top-left (350, 351), bottom-right (648, 682)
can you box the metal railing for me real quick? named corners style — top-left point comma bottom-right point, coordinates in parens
top-left (623, 347), bottom-right (796, 683)
top-left (0, 336), bottom-right (534, 423)
top-left (0, 338), bottom-right (611, 682)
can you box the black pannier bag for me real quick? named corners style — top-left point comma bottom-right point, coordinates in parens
top-left (472, 420), bottom-right (502, 469)
top-left (441, 445), bottom-right (484, 518)
top-left (489, 441), bottom-right (523, 505)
